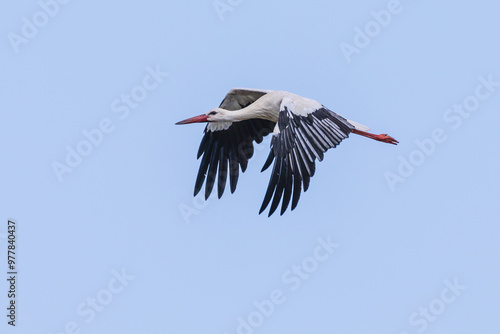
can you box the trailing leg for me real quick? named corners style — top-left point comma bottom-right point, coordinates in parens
top-left (352, 129), bottom-right (398, 145)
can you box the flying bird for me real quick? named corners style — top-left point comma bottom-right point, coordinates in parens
top-left (176, 88), bottom-right (398, 216)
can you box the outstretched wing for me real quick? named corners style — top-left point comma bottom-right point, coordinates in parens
top-left (259, 99), bottom-right (354, 216)
top-left (195, 88), bottom-right (275, 200)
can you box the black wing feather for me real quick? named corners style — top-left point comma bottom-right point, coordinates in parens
top-left (259, 158), bottom-right (280, 215)
top-left (217, 146), bottom-right (228, 199)
top-left (205, 140), bottom-right (219, 200)
top-left (228, 148), bottom-right (240, 193)
top-left (281, 161), bottom-right (293, 215)
top-left (291, 171), bottom-right (302, 210)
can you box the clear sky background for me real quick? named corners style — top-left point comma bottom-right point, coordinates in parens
top-left (1, 0), bottom-right (499, 333)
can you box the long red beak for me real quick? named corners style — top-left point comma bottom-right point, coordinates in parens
top-left (175, 114), bottom-right (209, 125)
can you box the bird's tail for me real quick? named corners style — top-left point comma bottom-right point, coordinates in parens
top-left (346, 119), bottom-right (370, 132)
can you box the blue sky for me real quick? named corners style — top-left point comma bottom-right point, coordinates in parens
top-left (1, 0), bottom-right (499, 333)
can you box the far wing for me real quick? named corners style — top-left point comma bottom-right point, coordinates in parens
top-left (195, 119), bottom-right (275, 200)
top-left (259, 102), bottom-right (354, 216)
top-left (219, 88), bottom-right (273, 111)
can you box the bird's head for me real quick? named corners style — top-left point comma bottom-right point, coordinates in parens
top-left (175, 108), bottom-right (229, 125)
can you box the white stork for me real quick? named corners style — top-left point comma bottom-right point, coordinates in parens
top-left (176, 88), bottom-right (398, 217)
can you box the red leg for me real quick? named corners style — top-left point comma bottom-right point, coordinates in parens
top-left (352, 129), bottom-right (399, 145)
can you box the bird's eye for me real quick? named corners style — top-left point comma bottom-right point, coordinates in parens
top-left (208, 111), bottom-right (217, 116)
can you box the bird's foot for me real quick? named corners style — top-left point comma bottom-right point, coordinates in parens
top-left (375, 134), bottom-right (399, 145)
